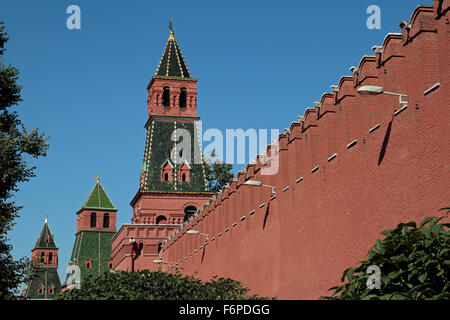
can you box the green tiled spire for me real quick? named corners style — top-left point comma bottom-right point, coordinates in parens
top-left (140, 120), bottom-right (209, 193)
top-left (154, 30), bottom-right (191, 79)
top-left (23, 267), bottom-right (61, 300)
top-left (64, 230), bottom-right (115, 286)
top-left (80, 179), bottom-right (117, 212)
top-left (34, 216), bottom-right (57, 249)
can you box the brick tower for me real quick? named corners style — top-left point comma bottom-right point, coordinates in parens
top-left (63, 177), bottom-right (118, 288)
top-left (22, 216), bottom-right (62, 299)
top-left (111, 27), bottom-right (214, 271)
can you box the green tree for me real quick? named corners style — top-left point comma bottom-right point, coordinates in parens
top-left (0, 21), bottom-right (49, 299)
top-left (203, 152), bottom-right (234, 192)
top-left (56, 270), bottom-right (270, 300)
top-left (322, 208), bottom-right (450, 300)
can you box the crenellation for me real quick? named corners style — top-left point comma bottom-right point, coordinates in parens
top-left (106, 0), bottom-right (450, 300)
top-left (336, 76), bottom-right (355, 103)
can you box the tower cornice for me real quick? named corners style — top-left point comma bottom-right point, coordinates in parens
top-left (130, 189), bottom-right (215, 207)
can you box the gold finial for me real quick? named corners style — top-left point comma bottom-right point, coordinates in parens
top-left (45, 214), bottom-right (48, 224)
top-left (93, 174), bottom-right (100, 183)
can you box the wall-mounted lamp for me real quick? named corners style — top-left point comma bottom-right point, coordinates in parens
top-left (244, 180), bottom-right (276, 194)
top-left (152, 259), bottom-right (170, 264)
top-left (357, 85), bottom-right (408, 108)
top-left (186, 229), bottom-right (209, 240)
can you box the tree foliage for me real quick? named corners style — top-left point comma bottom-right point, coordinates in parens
top-left (203, 153), bottom-right (234, 192)
top-left (322, 208), bottom-right (450, 300)
top-left (56, 270), bottom-right (270, 300)
top-left (0, 21), bottom-right (49, 299)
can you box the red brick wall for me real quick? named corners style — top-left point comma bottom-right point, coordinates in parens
top-left (160, 2), bottom-right (450, 299)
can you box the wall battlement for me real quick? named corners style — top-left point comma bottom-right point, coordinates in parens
top-left (159, 1), bottom-right (449, 299)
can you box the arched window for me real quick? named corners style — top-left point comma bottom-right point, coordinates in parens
top-left (40, 252), bottom-right (45, 263)
top-left (184, 206), bottom-right (197, 222)
top-left (90, 212), bottom-right (96, 228)
top-left (162, 86), bottom-right (170, 107)
top-left (109, 263), bottom-right (112, 269)
top-left (103, 213), bottom-right (110, 228)
top-left (38, 285), bottom-right (44, 294)
top-left (157, 242), bottom-right (163, 254)
top-left (156, 215), bottom-right (167, 224)
top-left (179, 87), bottom-right (187, 108)
top-left (182, 173), bottom-right (186, 182)
top-left (48, 286), bottom-right (54, 294)
top-left (48, 252), bottom-right (53, 263)
top-left (164, 172), bottom-right (169, 181)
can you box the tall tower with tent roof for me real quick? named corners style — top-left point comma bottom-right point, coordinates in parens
top-left (22, 216), bottom-right (61, 299)
top-left (110, 25), bottom-right (214, 271)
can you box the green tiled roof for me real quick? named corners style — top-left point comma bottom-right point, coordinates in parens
top-left (23, 267), bottom-right (61, 300)
top-left (140, 120), bottom-right (209, 193)
top-left (154, 31), bottom-right (191, 78)
top-left (34, 218), bottom-right (57, 249)
top-left (80, 181), bottom-right (117, 212)
top-left (64, 230), bottom-right (115, 286)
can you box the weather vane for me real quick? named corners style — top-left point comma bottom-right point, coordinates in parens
top-left (93, 174), bottom-right (99, 183)
top-left (169, 17), bottom-right (173, 33)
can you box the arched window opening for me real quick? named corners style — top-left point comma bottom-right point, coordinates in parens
top-left (38, 286), bottom-right (44, 294)
top-left (48, 286), bottom-right (54, 294)
top-left (182, 173), bottom-right (186, 182)
top-left (103, 213), bottom-right (110, 228)
top-left (48, 252), bottom-right (53, 263)
top-left (157, 242), bottom-right (163, 254)
top-left (109, 263), bottom-right (113, 269)
top-left (40, 252), bottom-right (45, 263)
top-left (184, 206), bottom-right (197, 222)
top-left (179, 88), bottom-right (187, 108)
top-left (90, 212), bottom-right (96, 228)
top-left (162, 86), bottom-right (170, 107)
top-left (164, 172), bottom-right (169, 181)
top-left (156, 215), bottom-right (167, 225)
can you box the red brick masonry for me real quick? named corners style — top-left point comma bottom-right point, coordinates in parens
top-left (159, 1), bottom-right (450, 299)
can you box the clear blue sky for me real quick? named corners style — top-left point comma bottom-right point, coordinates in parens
top-left (2, 0), bottom-right (424, 280)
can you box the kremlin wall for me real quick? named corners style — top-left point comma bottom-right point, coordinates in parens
top-left (154, 1), bottom-right (450, 299)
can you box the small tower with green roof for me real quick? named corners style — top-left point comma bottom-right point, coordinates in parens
top-left (63, 176), bottom-right (118, 289)
top-left (23, 216), bottom-right (62, 299)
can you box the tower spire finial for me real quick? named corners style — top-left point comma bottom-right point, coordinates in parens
top-left (45, 214), bottom-right (48, 224)
top-left (93, 174), bottom-right (100, 183)
top-left (169, 17), bottom-right (173, 33)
